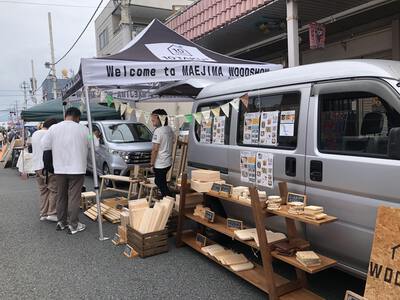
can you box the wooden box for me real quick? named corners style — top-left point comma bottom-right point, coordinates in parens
top-left (191, 169), bottom-right (220, 182)
top-left (191, 179), bottom-right (225, 193)
top-left (127, 225), bottom-right (169, 258)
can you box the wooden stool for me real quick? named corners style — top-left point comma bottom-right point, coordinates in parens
top-left (137, 182), bottom-right (159, 206)
top-left (81, 191), bottom-right (96, 210)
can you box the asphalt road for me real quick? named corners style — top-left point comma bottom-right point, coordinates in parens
top-left (0, 168), bottom-right (365, 299)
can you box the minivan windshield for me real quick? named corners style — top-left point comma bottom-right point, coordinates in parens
top-left (103, 123), bottom-right (152, 143)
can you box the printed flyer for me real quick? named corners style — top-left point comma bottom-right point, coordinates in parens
top-left (256, 152), bottom-right (274, 188)
top-left (240, 151), bottom-right (256, 183)
top-left (243, 112), bottom-right (260, 144)
top-left (260, 111), bottom-right (279, 146)
top-left (200, 119), bottom-right (212, 143)
top-left (212, 116), bottom-right (226, 144)
top-left (279, 110), bottom-right (296, 137)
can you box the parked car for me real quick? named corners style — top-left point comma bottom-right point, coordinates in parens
top-left (188, 60), bottom-right (400, 277)
top-left (87, 120), bottom-right (153, 177)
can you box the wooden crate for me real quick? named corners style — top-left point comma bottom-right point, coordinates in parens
top-left (166, 212), bottom-right (179, 236)
top-left (127, 225), bottom-right (168, 258)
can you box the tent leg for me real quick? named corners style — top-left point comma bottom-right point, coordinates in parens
top-left (85, 86), bottom-right (108, 241)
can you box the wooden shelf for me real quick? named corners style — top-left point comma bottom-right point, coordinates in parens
top-left (279, 288), bottom-right (324, 300)
top-left (206, 191), bottom-right (253, 208)
top-left (185, 211), bottom-right (287, 249)
top-left (266, 205), bottom-right (337, 226)
top-left (181, 231), bottom-right (290, 294)
top-left (271, 251), bottom-right (336, 274)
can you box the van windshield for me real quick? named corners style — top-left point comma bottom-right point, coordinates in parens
top-left (103, 123), bottom-right (152, 143)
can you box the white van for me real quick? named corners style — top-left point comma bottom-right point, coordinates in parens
top-left (188, 60), bottom-right (400, 277)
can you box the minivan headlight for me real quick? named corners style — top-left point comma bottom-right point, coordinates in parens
top-left (109, 149), bottom-right (130, 160)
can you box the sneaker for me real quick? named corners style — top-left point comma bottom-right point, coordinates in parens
top-left (67, 222), bottom-right (86, 235)
top-left (40, 215), bottom-right (47, 221)
top-left (46, 215), bottom-right (58, 222)
top-left (56, 221), bottom-right (67, 231)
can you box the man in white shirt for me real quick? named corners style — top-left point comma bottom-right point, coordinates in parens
top-left (42, 107), bottom-right (98, 235)
top-left (150, 109), bottom-right (175, 197)
top-left (31, 118), bottom-right (58, 222)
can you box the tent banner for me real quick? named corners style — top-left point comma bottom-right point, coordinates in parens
top-left (81, 59), bottom-right (281, 86)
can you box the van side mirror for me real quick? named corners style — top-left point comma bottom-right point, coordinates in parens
top-left (388, 127), bottom-right (400, 159)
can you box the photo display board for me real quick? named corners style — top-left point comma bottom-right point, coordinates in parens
top-left (240, 151), bottom-right (256, 183)
top-left (212, 116), bottom-right (226, 144)
top-left (243, 112), bottom-right (260, 145)
top-left (260, 111), bottom-right (279, 146)
top-left (200, 119), bottom-right (212, 143)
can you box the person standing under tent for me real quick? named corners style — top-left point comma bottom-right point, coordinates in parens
top-left (42, 107), bottom-right (99, 234)
top-left (32, 118), bottom-right (58, 222)
top-left (150, 109), bottom-right (175, 198)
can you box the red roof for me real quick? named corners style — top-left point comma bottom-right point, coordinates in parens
top-left (166, 0), bottom-right (270, 40)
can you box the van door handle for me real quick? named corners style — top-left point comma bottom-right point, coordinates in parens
top-left (285, 157), bottom-right (296, 177)
top-left (310, 160), bottom-right (323, 182)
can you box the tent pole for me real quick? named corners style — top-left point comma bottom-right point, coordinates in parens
top-left (85, 86), bottom-right (108, 241)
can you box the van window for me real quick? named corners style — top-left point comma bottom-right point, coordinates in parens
top-left (195, 101), bottom-right (231, 145)
top-left (318, 91), bottom-right (400, 159)
top-left (104, 123), bottom-right (152, 143)
top-left (237, 92), bottom-right (300, 149)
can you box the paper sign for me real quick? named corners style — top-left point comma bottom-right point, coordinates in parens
top-left (287, 192), bottom-right (307, 204)
top-left (243, 112), bottom-right (260, 145)
top-left (256, 152), bottom-right (274, 189)
top-left (365, 206), bottom-right (400, 299)
top-left (196, 233), bottom-right (207, 247)
top-left (227, 218), bottom-right (243, 230)
top-left (200, 119), bottom-right (212, 143)
top-left (260, 111), bottom-right (279, 146)
top-left (145, 43), bottom-right (215, 62)
top-left (240, 151), bottom-right (256, 183)
top-left (280, 110), bottom-right (295, 137)
top-left (212, 116), bottom-right (225, 145)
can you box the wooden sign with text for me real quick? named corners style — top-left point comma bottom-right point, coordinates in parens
top-left (344, 291), bottom-right (366, 300)
top-left (287, 192), bottom-right (307, 205)
top-left (205, 210), bottom-right (215, 223)
top-left (211, 183), bottom-right (221, 193)
top-left (196, 233), bottom-right (207, 247)
top-left (365, 206), bottom-right (400, 299)
top-left (123, 245), bottom-right (137, 258)
top-left (227, 218), bottom-right (243, 230)
top-left (112, 233), bottom-right (121, 245)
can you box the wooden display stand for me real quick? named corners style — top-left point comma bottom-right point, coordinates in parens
top-left (99, 174), bottom-right (140, 200)
top-left (176, 173), bottom-right (338, 300)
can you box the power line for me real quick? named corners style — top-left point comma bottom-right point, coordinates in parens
top-left (54, 0), bottom-right (104, 65)
top-left (0, 1), bottom-right (96, 8)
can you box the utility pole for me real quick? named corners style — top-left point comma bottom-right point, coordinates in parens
top-left (20, 81), bottom-right (29, 110)
top-left (287, 0), bottom-right (300, 67)
top-left (48, 12), bottom-right (57, 99)
top-left (30, 60), bottom-right (38, 104)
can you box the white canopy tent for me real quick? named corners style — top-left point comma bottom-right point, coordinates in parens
top-left (62, 19), bottom-right (282, 240)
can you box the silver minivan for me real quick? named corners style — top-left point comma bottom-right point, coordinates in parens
top-left (87, 120), bottom-right (153, 177)
top-left (188, 60), bottom-right (400, 277)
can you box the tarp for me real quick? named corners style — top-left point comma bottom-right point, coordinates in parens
top-left (62, 19), bottom-right (282, 99)
top-left (20, 100), bottom-right (121, 121)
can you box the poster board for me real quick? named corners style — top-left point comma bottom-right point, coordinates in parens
top-left (200, 119), bottom-right (212, 143)
top-left (240, 151), bottom-right (256, 183)
top-left (256, 152), bottom-right (274, 188)
top-left (260, 111), bottom-right (279, 146)
top-left (279, 110), bottom-right (296, 137)
top-left (365, 206), bottom-right (400, 299)
top-left (212, 116), bottom-right (225, 145)
top-left (243, 112), bottom-right (260, 145)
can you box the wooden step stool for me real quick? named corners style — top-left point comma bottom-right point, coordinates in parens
top-left (81, 191), bottom-right (96, 210)
top-left (137, 181), bottom-right (159, 206)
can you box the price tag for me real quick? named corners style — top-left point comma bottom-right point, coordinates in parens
top-left (205, 209), bottom-right (215, 223)
top-left (287, 192), bottom-right (307, 205)
top-left (196, 233), bottom-right (207, 247)
top-left (227, 218), bottom-right (243, 230)
top-left (211, 183), bottom-right (221, 193)
top-left (220, 184), bottom-right (233, 196)
top-left (112, 233), bottom-right (120, 245)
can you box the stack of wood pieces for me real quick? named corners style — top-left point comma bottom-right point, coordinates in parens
top-left (174, 192), bottom-right (203, 211)
top-left (84, 203), bottom-right (121, 223)
top-left (193, 204), bottom-right (210, 219)
top-left (304, 205), bottom-right (327, 220)
top-left (190, 169), bottom-right (225, 193)
top-left (201, 243), bottom-right (254, 272)
top-left (129, 197), bottom-right (174, 234)
top-left (288, 202), bottom-right (305, 215)
top-left (234, 228), bottom-right (286, 246)
top-left (266, 195), bottom-right (282, 210)
top-left (296, 251), bottom-right (321, 267)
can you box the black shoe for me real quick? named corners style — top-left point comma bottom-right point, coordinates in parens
top-left (56, 221), bottom-right (67, 231)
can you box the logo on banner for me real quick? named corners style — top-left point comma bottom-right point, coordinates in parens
top-left (145, 43), bottom-right (215, 62)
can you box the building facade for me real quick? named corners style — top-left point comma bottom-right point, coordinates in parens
top-left (165, 0), bottom-right (400, 66)
top-left (95, 0), bottom-right (194, 57)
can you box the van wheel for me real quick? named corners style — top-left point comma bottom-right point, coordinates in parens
top-left (102, 163), bottom-right (112, 187)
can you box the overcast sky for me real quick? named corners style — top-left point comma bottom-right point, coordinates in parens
top-left (0, 0), bottom-right (110, 121)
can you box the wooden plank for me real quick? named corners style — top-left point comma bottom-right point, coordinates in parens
top-left (100, 174), bottom-right (139, 183)
top-left (271, 251), bottom-right (336, 274)
top-left (266, 205), bottom-right (337, 226)
top-left (207, 191), bottom-right (253, 208)
top-left (279, 288), bottom-right (324, 300)
top-left (181, 231), bottom-right (289, 295)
